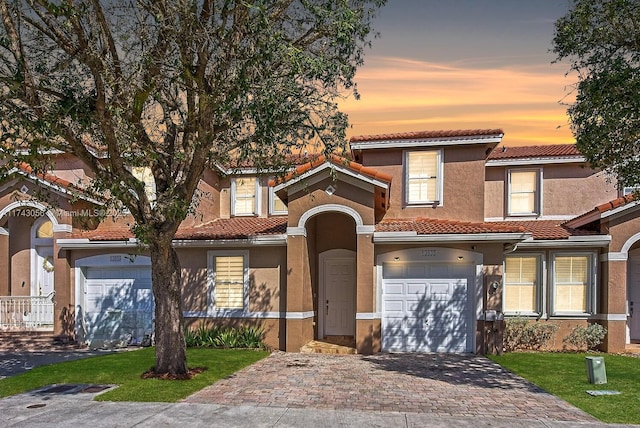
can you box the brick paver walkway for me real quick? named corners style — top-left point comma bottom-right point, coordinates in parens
top-left (184, 352), bottom-right (596, 422)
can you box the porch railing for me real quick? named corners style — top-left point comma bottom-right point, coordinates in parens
top-left (0, 293), bottom-right (55, 330)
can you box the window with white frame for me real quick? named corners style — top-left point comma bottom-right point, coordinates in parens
top-left (551, 253), bottom-right (595, 315)
top-left (504, 255), bottom-right (542, 315)
top-left (508, 169), bottom-right (540, 216)
top-left (209, 252), bottom-right (247, 310)
top-left (623, 186), bottom-right (640, 195)
top-left (231, 177), bottom-right (259, 216)
top-left (269, 187), bottom-right (287, 215)
top-left (405, 150), bottom-right (442, 205)
top-left (131, 166), bottom-right (156, 204)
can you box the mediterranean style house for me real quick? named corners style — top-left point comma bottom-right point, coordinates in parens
top-left (1, 128), bottom-right (638, 354)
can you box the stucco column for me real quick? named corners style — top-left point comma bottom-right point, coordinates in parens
top-left (601, 259), bottom-right (627, 353)
top-left (0, 228), bottom-right (9, 295)
top-left (355, 227), bottom-right (379, 354)
top-left (53, 224), bottom-right (73, 341)
top-left (285, 231), bottom-right (314, 351)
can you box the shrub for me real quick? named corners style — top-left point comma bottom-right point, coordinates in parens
top-left (184, 324), bottom-right (266, 349)
top-left (563, 324), bottom-right (607, 351)
top-left (504, 316), bottom-right (559, 352)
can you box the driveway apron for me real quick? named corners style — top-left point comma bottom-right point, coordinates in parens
top-left (184, 352), bottom-right (595, 423)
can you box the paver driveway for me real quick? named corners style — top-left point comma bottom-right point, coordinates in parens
top-left (184, 352), bottom-right (596, 422)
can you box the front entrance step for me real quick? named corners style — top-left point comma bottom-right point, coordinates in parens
top-left (0, 331), bottom-right (81, 351)
top-left (300, 338), bottom-right (357, 355)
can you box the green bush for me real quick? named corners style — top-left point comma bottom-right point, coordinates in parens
top-left (184, 324), bottom-right (266, 349)
top-left (563, 323), bottom-right (607, 351)
top-left (504, 316), bottom-right (559, 352)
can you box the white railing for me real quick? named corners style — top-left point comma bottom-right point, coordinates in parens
top-left (0, 292), bottom-right (55, 330)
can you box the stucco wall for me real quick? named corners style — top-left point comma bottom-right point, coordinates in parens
top-left (485, 163), bottom-right (617, 219)
top-left (359, 145), bottom-right (488, 222)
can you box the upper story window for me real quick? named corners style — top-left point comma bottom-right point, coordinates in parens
top-left (623, 186), bottom-right (640, 195)
top-left (405, 150), bottom-right (442, 205)
top-left (269, 187), bottom-right (287, 215)
top-left (131, 166), bottom-right (156, 204)
top-left (504, 255), bottom-right (543, 316)
top-left (231, 177), bottom-right (259, 216)
top-left (508, 169), bottom-right (540, 216)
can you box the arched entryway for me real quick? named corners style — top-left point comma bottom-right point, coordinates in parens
top-left (304, 211), bottom-right (357, 341)
top-left (628, 245), bottom-right (640, 343)
top-left (31, 217), bottom-right (54, 297)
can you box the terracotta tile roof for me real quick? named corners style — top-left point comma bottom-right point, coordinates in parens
top-left (71, 227), bottom-right (133, 241)
top-left (594, 194), bottom-right (637, 214)
top-left (375, 218), bottom-right (526, 235)
top-left (492, 220), bottom-right (598, 240)
top-left (487, 144), bottom-right (582, 160)
top-left (176, 217), bottom-right (287, 240)
top-left (72, 217), bottom-right (288, 241)
top-left (563, 194), bottom-right (638, 227)
top-left (350, 129), bottom-right (504, 143)
top-left (272, 154), bottom-right (392, 187)
top-left (18, 162), bottom-right (75, 189)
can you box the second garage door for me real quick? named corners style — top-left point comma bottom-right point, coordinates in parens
top-left (84, 266), bottom-right (153, 348)
top-left (382, 263), bottom-right (474, 353)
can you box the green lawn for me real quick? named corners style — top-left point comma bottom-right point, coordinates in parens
top-left (488, 352), bottom-right (640, 424)
top-left (0, 347), bottom-right (269, 402)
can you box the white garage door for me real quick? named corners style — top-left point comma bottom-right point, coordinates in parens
top-left (382, 263), bottom-right (473, 353)
top-left (84, 266), bottom-right (153, 348)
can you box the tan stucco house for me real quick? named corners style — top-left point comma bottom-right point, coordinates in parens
top-left (1, 129), bottom-right (638, 354)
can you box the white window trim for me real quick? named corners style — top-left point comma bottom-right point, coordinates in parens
top-left (503, 253), bottom-right (546, 317)
top-left (404, 149), bottom-right (443, 206)
top-left (231, 177), bottom-right (261, 216)
top-left (269, 186), bottom-right (287, 215)
top-left (507, 168), bottom-right (542, 217)
top-left (207, 250), bottom-right (250, 314)
top-left (549, 251), bottom-right (597, 317)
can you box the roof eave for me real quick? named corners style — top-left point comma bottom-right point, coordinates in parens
top-left (485, 156), bottom-right (586, 167)
top-left (351, 135), bottom-right (503, 151)
top-left (373, 232), bottom-right (530, 244)
top-left (514, 235), bottom-right (611, 248)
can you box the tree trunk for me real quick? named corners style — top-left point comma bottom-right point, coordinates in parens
top-left (149, 236), bottom-right (187, 375)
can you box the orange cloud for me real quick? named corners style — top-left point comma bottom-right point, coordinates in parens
top-left (340, 56), bottom-right (577, 146)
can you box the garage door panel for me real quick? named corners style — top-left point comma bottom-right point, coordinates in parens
top-left (406, 282), bottom-right (427, 295)
top-left (384, 282), bottom-right (404, 295)
top-left (84, 267), bottom-right (153, 348)
top-left (382, 266), bottom-right (472, 353)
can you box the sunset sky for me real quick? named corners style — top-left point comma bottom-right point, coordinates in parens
top-left (340, 0), bottom-right (576, 146)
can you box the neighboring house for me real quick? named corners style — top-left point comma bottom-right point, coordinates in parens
top-left (0, 128), bottom-right (637, 353)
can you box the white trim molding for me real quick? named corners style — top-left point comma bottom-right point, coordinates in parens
top-left (285, 311), bottom-right (315, 320)
top-left (298, 204), bottom-right (364, 228)
top-left (351, 135), bottom-right (503, 151)
top-left (591, 313), bottom-right (628, 321)
top-left (621, 231), bottom-right (640, 254)
top-left (374, 232), bottom-right (530, 244)
top-left (600, 252), bottom-right (628, 262)
top-left (57, 238), bottom-right (140, 249)
top-left (287, 227), bottom-right (307, 237)
top-left (356, 312), bottom-right (381, 320)
top-left (183, 311), bottom-right (316, 320)
top-left (485, 156), bottom-right (586, 167)
top-left (356, 225), bottom-right (375, 235)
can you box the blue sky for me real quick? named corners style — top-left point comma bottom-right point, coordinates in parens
top-left (341, 0), bottom-right (575, 146)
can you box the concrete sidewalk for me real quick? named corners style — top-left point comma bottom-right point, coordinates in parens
top-left (0, 348), bottom-right (121, 379)
top-left (0, 392), bottom-right (636, 428)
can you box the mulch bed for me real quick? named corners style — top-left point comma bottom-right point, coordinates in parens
top-left (141, 366), bottom-right (207, 380)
